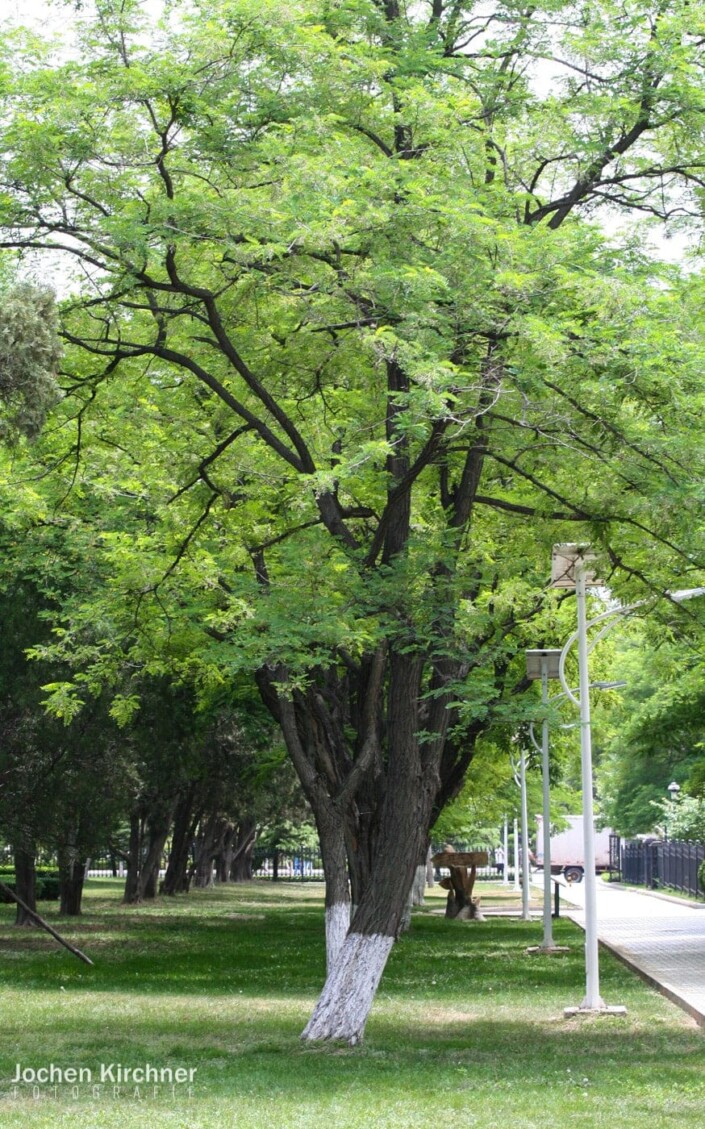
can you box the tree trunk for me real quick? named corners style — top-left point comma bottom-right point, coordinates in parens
top-left (302, 653), bottom-right (438, 1043)
top-left (399, 861), bottom-right (428, 933)
top-left (137, 815), bottom-right (171, 901)
top-left (259, 644), bottom-right (461, 1043)
top-left (269, 685), bottom-right (353, 974)
top-left (426, 846), bottom-right (435, 888)
top-left (215, 823), bottom-right (236, 883)
top-left (192, 815), bottom-right (219, 887)
top-left (231, 848), bottom-right (253, 882)
top-left (122, 812), bottom-right (143, 904)
top-left (161, 787), bottom-right (199, 895)
top-left (13, 847), bottom-right (37, 926)
top-left (58, 855), bottom-right (87, 916)
top-left (229, 820), bottom-right (257, 883)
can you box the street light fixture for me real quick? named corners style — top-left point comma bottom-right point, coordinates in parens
top-left (525, 649), bottom-right (562, 951)
top-left (666, 782), bottom-right (681, 841)
top-left (552, 543), bottom-right (705, 1016)
top-left (552, 544), bottom-right (626, 1016)
top-left (510, 747), bottom-right (531, 917)
top-left (525, 662), bottom-right (626, 954)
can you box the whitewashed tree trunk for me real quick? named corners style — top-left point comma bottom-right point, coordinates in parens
top-left (301, 931), bottom-right (394, 1044)
top-left (399, 863), bottom-right (426, 932)
top-left (325, 902), bottom-right (351, 976)
top-left (411, 863), bottom-right (426, 905)
top-left (425, 845), bottom-right (434, 887)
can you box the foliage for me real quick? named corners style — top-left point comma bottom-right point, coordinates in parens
top-left (655, 793), bottom-right (705, 843)
top-left (1, 5), bottom-right (705, 999)
top-left (598, 633), bottom-right (705, 836)
top-left (0, 0), bottom-right (703, 698)
top-left (0, 279), bottom-right (61, 441)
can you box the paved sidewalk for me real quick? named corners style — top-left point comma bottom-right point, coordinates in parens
top-left (554, 878), bottom-right (705, 1026)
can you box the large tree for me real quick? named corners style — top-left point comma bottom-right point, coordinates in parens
top-left (2, 0), bottom-right (705, 1041)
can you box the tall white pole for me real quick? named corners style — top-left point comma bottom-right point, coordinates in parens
top-left (520, 749), bottom-right (531, 921)
top-left (513, 819), bottom-right (521, 891)
top-left (540, 660), bottom-right (554, 949)
top-left (502, 817), bottom-right (509, 886)
top-left (576, 562), bottom-right (604, 1009)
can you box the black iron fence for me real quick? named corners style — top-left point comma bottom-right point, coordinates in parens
top-left (251, 842), bottom-right (499, 883)
top-left (252, 846), bottom-right (323, 882)
top-left (619, 838), bottom-right (705, 900)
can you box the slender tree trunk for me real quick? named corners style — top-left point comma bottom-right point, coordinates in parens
top-left (137, 816), bottom-right (171, 901)
top-left (123, 812), bottom-right (143, 904)
top-left (317, 811), bottom-right (352, 975)
top-left (215, 823), bottom-right (236, 883)
top-left (14, 847), bottom-right (37, 926)
top-left (231, 851), bottom-right (253, 882)
top-left (162, 787), bottom-right (199, 895)
top-left (269, 683), bottom-right (353, 973)
top-left (230, 820), bottom-right (257, 883)
top-left (399, 856), bottom-right (428, 933)
top-left (193, 815), bottom-right (219, 887)
top-left (58, 851), bottom-right (87, 916)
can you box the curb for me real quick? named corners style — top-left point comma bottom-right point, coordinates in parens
top-left (604, 883), bottom-right (705, 909)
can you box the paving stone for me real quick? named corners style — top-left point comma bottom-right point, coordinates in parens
top-left (557, 879), bottom-right (705, 1025)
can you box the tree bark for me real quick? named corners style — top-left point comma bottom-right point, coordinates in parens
top-left (231, 849), bottom-right (253, 883)
top-left (122, 812), bottom-right (142, 904)
top-left (161, 786), bottom-right (199, 895)
top-left (192, 814), bottom-right (220, 887)
top-left (261, 675), bottom-right (353, 974)
top-left (13, 847), bottom-right (37, 926)
top-left (230, 820), bottom-right (257, 883)
top-left (258, 640), bottom-right (473, 1041)
top-left (137, 814), bottom-right (171, 900)
top-left (302, 652), bottom-right (440, 1043)
top-left (58, 855), bottom-right (87, 916)
top-left (215, 822), bottom-right (236, 883)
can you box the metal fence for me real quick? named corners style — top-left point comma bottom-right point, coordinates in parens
top-left (619, 838), bottom-right (705, 900)
top-left (251, 843), bottom-right (500, 883)
top-left (252, 846), bottom-right (324, 882)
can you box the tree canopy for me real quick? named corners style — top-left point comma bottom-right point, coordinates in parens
top-left (2, 0), bottom-right (705, 1042)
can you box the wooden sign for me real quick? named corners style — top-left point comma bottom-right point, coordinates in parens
top-left (431, 850), bottom-right (488, 868)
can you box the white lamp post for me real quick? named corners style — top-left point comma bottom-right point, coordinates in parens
top-left (526, 673), bottom-right (625, 955)
top-left (525, 648), bottom-right (562, 951)
top-left (552, 544), bottom-right (626, 1015)
top-left (551, 546), bottom-right (704, 1016)
top-left (511, 748), bottom-right (531, 919)
top-left (519, 749), bottom-right (530, 920)
top-left (666, 781), bottom-right (681, 840)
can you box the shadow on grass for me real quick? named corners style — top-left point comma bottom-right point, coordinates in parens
top-left (0, 889), bottom-right (677, 1013)
top-left (2, 884), bottom-right (704, 1125)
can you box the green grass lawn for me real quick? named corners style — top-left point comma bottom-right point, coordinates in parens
top-left (0, 878), bottom-right (703, 1128)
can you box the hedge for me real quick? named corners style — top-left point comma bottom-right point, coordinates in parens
top-left (0, 870), bottom-right (60, 902)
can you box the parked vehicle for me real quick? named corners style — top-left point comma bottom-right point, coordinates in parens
top-left (535, 815), bottom-right (613, 883)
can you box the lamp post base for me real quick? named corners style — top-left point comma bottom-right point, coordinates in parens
top-left (564, 1004), bottom-right (627, 1018)
top-left (526, 944), bottom-right (571, 955)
